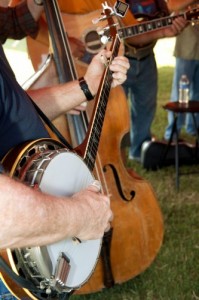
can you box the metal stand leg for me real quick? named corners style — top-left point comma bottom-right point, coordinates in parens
top-left (161, 114), bottom-right (177, 164)
top-left (162, 113), bottom-right (179, 189)
top-left (174, 116), bottom-right (179, 191)
top-left (191, 113), bottom-right (199, 160)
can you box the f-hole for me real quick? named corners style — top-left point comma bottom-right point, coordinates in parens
top-left (103, 164), bottom-right (136, 201)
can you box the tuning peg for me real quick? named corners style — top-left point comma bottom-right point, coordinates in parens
top-left (92, 18), bottom-right (99, 25)
top-left (96, 26), bottom-right (104, 35)
top-left (101, 35), bottom-right (109, 45)
top-left (92, 14), bottom-right (107, 24)
top-left (92, 18), bottom-right (100, 25)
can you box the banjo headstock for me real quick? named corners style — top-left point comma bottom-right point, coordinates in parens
top-left (93, 1), bottom-right (129, 46)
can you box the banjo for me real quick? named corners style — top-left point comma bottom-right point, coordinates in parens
top-left (1, 138), bottom-right (98, 299)
top-left (0, 2), bottom-right (128, 299)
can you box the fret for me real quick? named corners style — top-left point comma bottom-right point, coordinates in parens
top-left (137, 24), bottom-right (145, 33)
top-left (166, 17), bottom-right (173, 25)
top-left (85, 53), bottom-right (116, 170)
top-left (154, 20), bottom-right (163, 28)
top-left (161, 18), bottom-right (170, 27)
top-left (117, 13), bottom-right (187, 39)
top-left (146, 23), bottom-right (153, 30)
top-left (119, 5), bottom-right (199, 39)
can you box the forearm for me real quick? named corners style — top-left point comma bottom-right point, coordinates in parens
top-left (0, 173), bottom-right (113, 249)
top-left (167, 0), bottom-right (195, 11)
top-left (27, 50), bottom-right (129, 120)
top-left (27, 79), bottom-right (90, 120)
top-left (0, 174), bottom-right (78, 249)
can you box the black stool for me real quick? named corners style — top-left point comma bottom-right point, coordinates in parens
top-left (163, 101), bottom-right (199, 190)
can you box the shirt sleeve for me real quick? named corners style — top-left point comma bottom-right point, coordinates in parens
top-left (0, 1), bottom-right (39, 44)
top-left (0, 163), bottom-right (4, 174)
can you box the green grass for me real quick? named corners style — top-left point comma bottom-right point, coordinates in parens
top-left (71, 67), bottom-right (199, 300)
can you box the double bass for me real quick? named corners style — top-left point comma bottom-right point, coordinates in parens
top-left (7, 0), bottom-right (164, 295)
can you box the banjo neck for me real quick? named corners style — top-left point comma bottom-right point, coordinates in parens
top-left (75, 7), bottom-right (121, 171)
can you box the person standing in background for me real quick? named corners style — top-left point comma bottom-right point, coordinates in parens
top-left (121, 0), bottom-right (187, 162)
top-left (164, 0), bottom-right (199, 140)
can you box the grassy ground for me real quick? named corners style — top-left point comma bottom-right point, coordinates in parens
top-left (72, 67), bottom-right (199, 300)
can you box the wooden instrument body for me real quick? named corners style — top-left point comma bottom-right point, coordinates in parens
top-left (75, 84), bottom-right (164, 294)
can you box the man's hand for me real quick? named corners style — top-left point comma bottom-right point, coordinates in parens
top-left (162, 15), bottom-right (188, 37)
top-left (84, 49), bottom-right (130, 96)
top-left (71, 181), bottom-right (113, 240)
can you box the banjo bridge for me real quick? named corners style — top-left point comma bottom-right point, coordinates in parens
top-left (54, 252), bottom-right (71, 290)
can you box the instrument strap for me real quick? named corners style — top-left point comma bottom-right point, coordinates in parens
top-left (27, 94), bottom-right (73, 151)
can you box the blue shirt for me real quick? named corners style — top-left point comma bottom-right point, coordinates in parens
top-left (126, 0), bottom-right (169, 18)
top-left (0, 45), bottom-right (49, 161)
top-left (127, 0), bottom-right (158, 15)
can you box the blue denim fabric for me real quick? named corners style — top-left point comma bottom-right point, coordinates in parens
top-left (122, 53), bottom-right (157, 158)
top-left (164, 58), bottom-right (199, 140)
top-left (0, 280), bottom-right (16, 300)
top-left (0, 279), bottom-right (71, 299)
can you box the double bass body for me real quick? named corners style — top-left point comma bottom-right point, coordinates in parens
top-left (77, 85), bottom-right (163, 293)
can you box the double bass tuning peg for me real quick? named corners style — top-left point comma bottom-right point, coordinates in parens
top-left (96, 26), bottom-right (112, 45)
top-left (92, 15), bottom-right (106, 25)
top-left (92, 1), bottom-right (115, 24)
